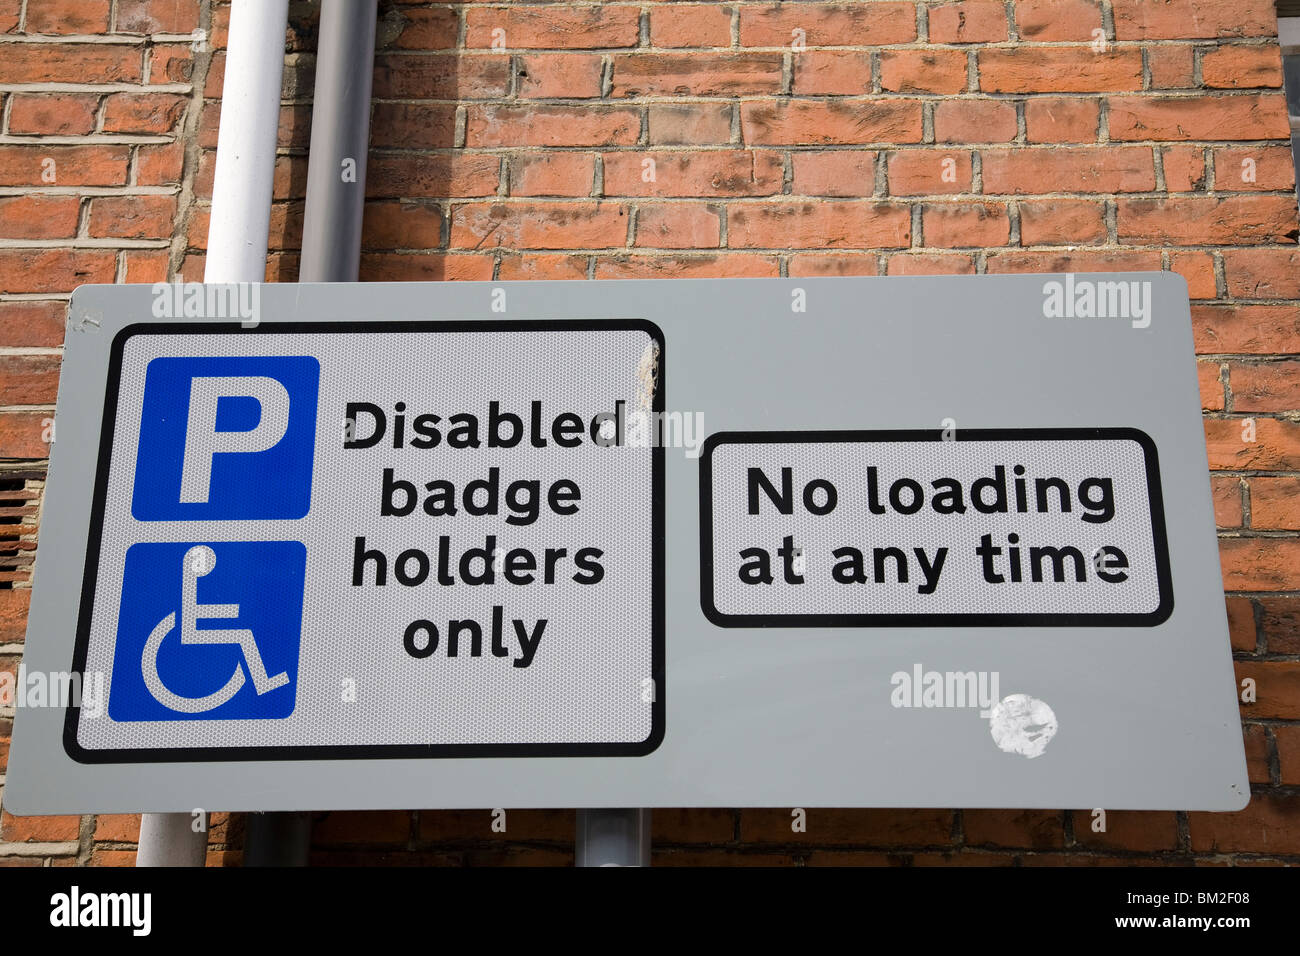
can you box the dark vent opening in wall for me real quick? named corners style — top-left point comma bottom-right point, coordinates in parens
top-left (0, 471), bottom-right (43, 591)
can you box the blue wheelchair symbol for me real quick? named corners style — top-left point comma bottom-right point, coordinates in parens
top-left (109, 541), bottom-right (306, 722)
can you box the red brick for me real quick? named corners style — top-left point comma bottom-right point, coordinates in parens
top-left (1205, 417), bottom-right (1300, 471)
top-left (928, 1), bottom-right (1007, 43)
top-left (26, 0), bottom-right (110, 33)
top-left (1224, 248), bottom-right (1300, 299)
top-left (1261, 596), bottom-right (1300, 654)
top-left (739, 3), bottom-right (917, 47)
top-left (418, 808), bottom-right (571, 842)
top-left (1227, 596), bottom-right (1256, 652)
top-left (594, 253), bottom-right (779, 278)
top-left (1277, 725), bottom-right (1300, 785)
top-left (137, 141), bottom-right (185, 186)
top-left (963, 810), bottom-right (1065, 848)
top-left (1200, 361), bottom-right (1227, 410)
top-left (1070, 811), bottom-right (1179, 851)
top-left (123, 250), bottom-right (168, 284)
top-left (0, 249), bottom-right (116, 293)
top-left (510, 153), bottom-right (595, 197)
top-left (1201, 44), bottom-right (1283, 89)
top-left (921, 201), bottom-right (1009, 247)
top-left (102, 92), bottom-right (187, 134)
top-left (0, 588), bottom-right (30, 641)
top-left (635, 204), bottom-right (722, 248)
top-left (451, 201), bottom-right (628, 250)
top-left (1188, 793), bottom-right (1300, 854)
top-left (385, 5), bottom-right (458, 49)
top-left (0, 354), bottom-right (61, 406)
top-left (0, 43), bottom-right (141, 83)
top-left (464, 5), bottom-right (641, 49)
top-left (1113, 0), bottom-right (1278, 40)
top-left (1016, 0), bottom-right (1103, 40)
top-left (603, 150), bottom-right (783, 197)
top-left (371, 53), bottom-right (509, 99)
top-left (1159, 145), bottom-right (1206, 191)
top-left (518, 54), bottom-right (603, 98)
top-left (0, 810), bottom-right (80, 842)
top-left (740, 808), bottom-right (952, 845)
top-left (1249, 476), bottom-right (1300, 530)
top-left (366, 154), bottom-right (500, 198)
top-left (978, 49), bottom-right (1143, 93)
top-left (7, 93), bottom-right (98, 135)
top-left (793, 51), bottom-right (873, 95)
top-left (743, 99), bottom-right (923, 145)
top-left (1230, 360), bottom-right (1300, 413)
top-left (612, 53), bottom-right (783, 97)
top-left (467, 105), bottom-right (640, 147)
top-left (149, 42), bottom-right (195, 85)
top-left (933, 99), bottom-right (1017, 143)
top-left (88, 195), bottom-right (177, 239)
top-left (1213, 147), bottom-right (1295, 192)
top-left (1148, 45), bottom-right (1195, 88)
top-left (887, 150), bottom-right (972, 194)
top-left (792, 150), bottom-right (878, 197)
top-left (1118, 196), bottom-right (1298, 245)
top-left (1221, 541), bottom-right (1300, 593)
top-left (1109, 94), bottom-right (1289, 141)
top-left (1024, 97), bottom-right (1101, 143)
top-left (651, 5), bottom-right (733, 48)
top-left (649, 104), bottom-right (734, 145)
top-left (1211, 475), bottom-right (1241, 526)
top-left (1019, 199), bottom-right (1106, 245)
top-left (93, 814), bottom-right (141, 842)
top-left (116, 0), bottom-right (200, 35)
top-left (791, 253), bottom-right (881, 276)
top-left (0, 145), bottom-right (130, 187)
top-left (728, 201), bottom-right (910, 249)
top-left (885, 252), bottom-right (975, 274)
top-left (1172, 248), bottom-right (1222, 298)
top-left (982, 147), bottom-right (1155, 194)
top-left (360, 253), bottom-right (493, 282)
top-left (0, 196), bottom-right (80, 240)
top-left (496, 254), bottom-right (588, 280)
top-left (360, 201), bottom-right (444, 250)
top-left (0, 301), bottom-right (64, 348)
top-left (1193, 305), bottom-right (1300, 355)
top-left (880, 49), bottom-right (969, 94)
top-left (370, 103), bottom-right (458, 149)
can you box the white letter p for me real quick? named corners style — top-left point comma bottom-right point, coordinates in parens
top-left (180, 376), bottom-right (290, 503)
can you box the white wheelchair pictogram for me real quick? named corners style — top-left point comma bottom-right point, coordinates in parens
top-left (142, 545), bottom-right (289, 713)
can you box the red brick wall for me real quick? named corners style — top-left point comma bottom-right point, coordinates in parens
top-left (2, 0), bottom-right (1299, 866)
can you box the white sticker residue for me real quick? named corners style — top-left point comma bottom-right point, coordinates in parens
top-left (989, 694), bottom-right (1058, 759)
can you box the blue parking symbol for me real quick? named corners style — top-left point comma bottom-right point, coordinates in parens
top-left (108, 541), bottom-right (307, 722)
top-left (131, 356), bottom-right (319, 521)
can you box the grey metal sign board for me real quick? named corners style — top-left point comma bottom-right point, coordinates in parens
top-left (6, 274), bottom-right (1247, 813)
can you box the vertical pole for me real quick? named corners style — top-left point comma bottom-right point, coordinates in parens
top-left (135, 0), bottom-right (290, 868)
top-left (244, 0), bottom-right (378, 866)
top-left (300, 0), bottom-right (377, 282)
top-left (576, 809), bottom-right (652, 867)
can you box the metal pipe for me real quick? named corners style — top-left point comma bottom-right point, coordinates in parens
top-left (299, 0), bottom-right (377, 282)
top-left (242, 0), bottom-right (379, 867)
top-left (136, 0), bottom-right (290, 868)
top-left (576, 809), bottom-right (652, 867)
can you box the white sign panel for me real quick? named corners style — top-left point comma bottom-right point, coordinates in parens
top-left (702, 430), bottom-right (1171, 627)
top-left (69, 321), bottom-right (663, 760)
top-left (7, 275), bottom-right (1249, 813)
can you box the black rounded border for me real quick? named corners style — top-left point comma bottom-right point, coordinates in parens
top-left (699, 427), bottom-right (1174, 629)
top-left (65, 318), bottom-right (665, 764)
